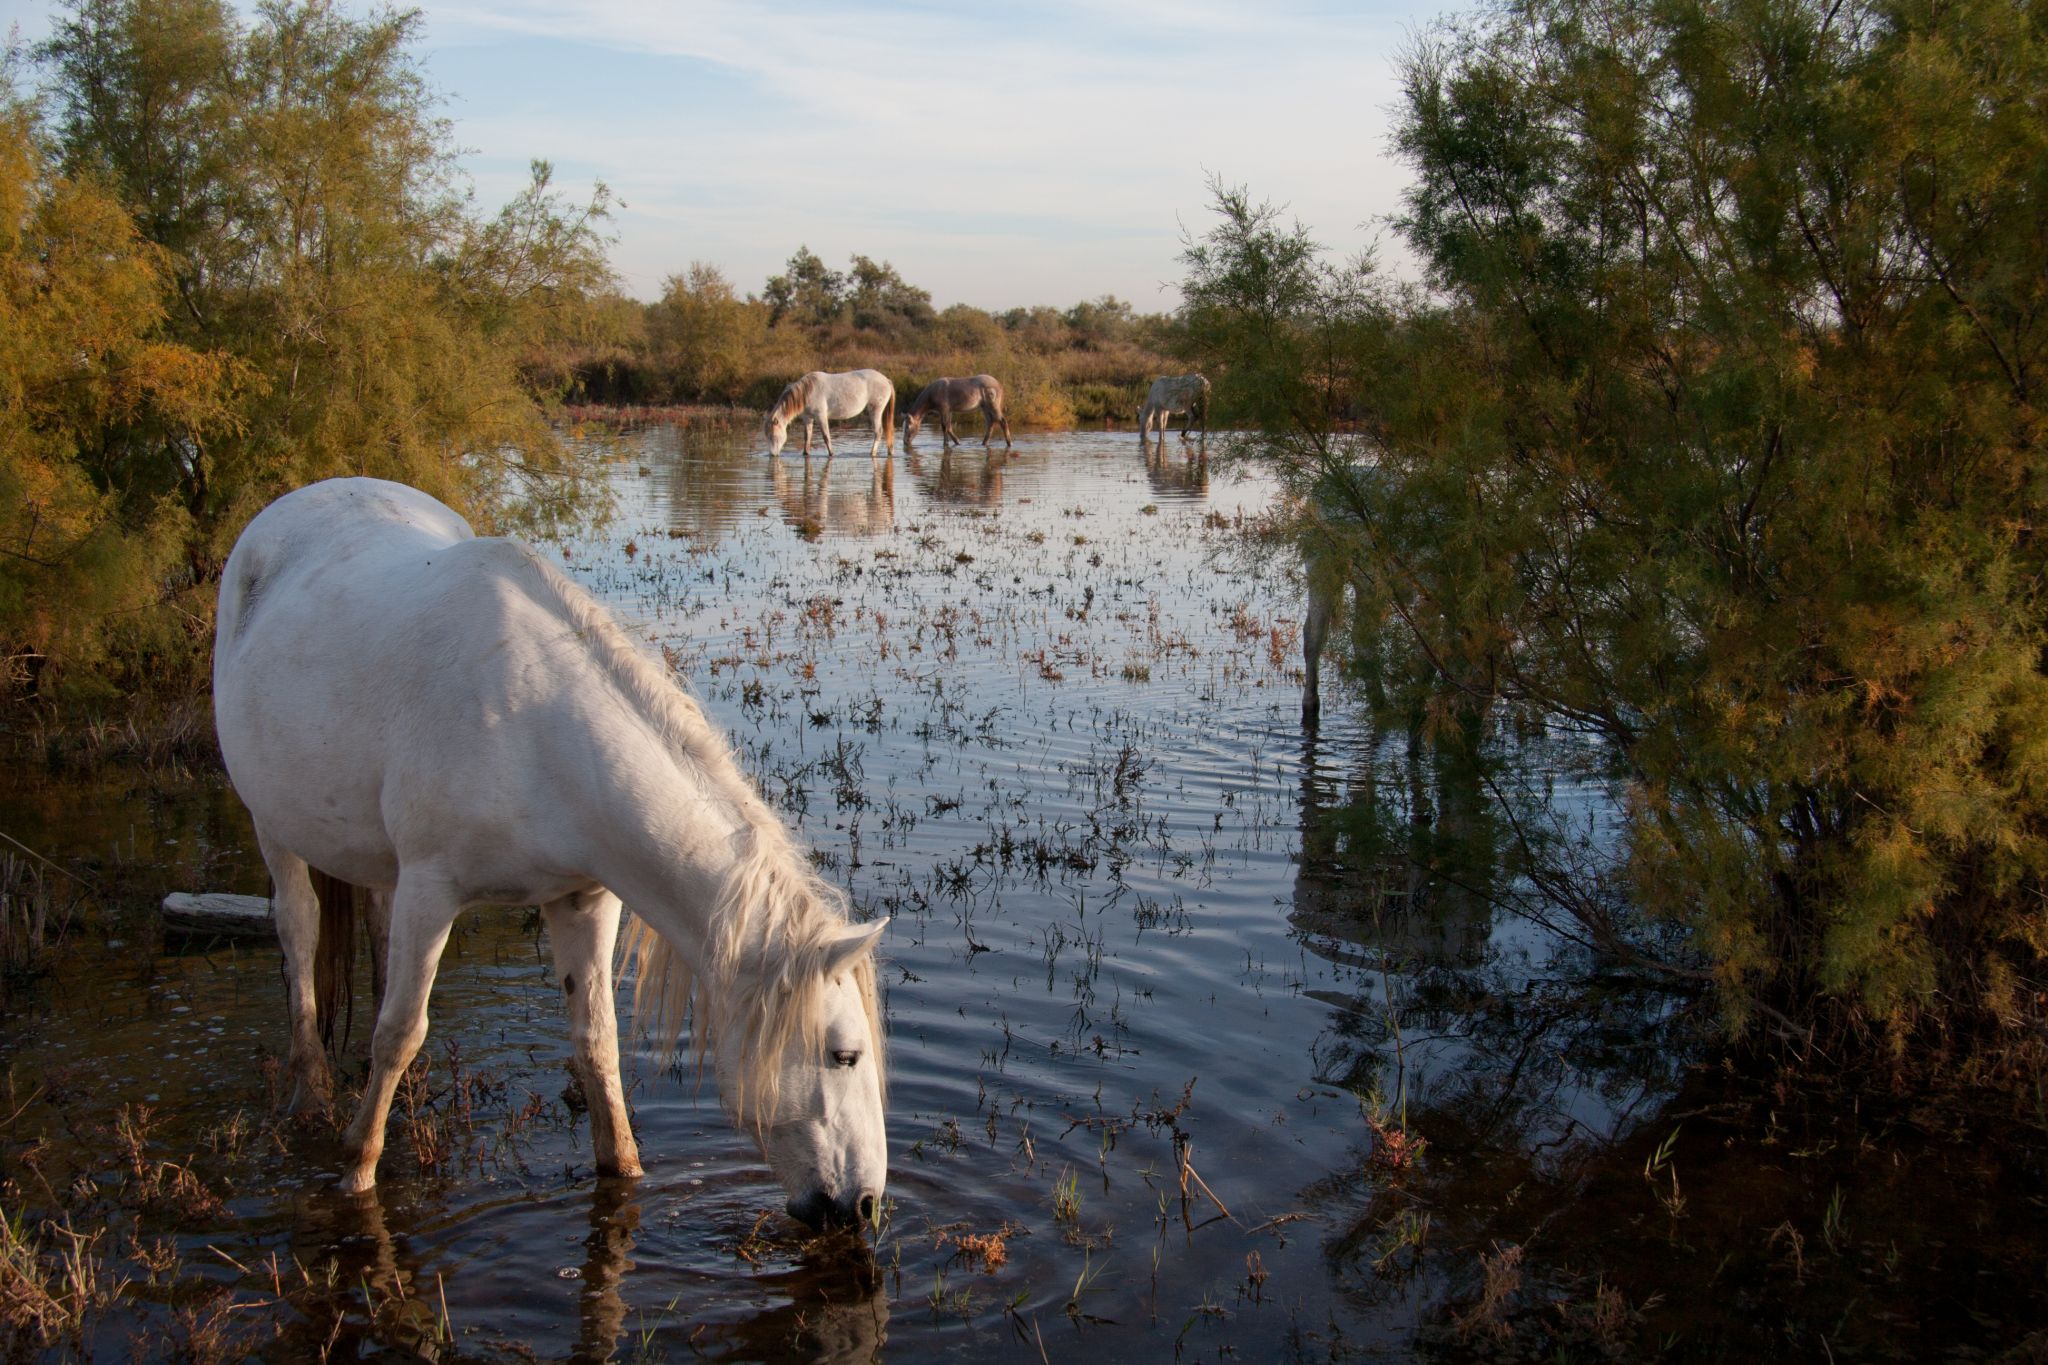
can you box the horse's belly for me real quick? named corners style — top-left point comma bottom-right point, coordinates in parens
top-left (216, 691), bottom-right (402, 884)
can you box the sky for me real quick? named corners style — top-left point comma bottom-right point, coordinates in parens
top-left (2, 0), bottom-right (1454, 311)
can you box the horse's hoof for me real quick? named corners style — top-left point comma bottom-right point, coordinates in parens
top-left (338, 1168), bottom-right (378, 1197)
top-left (284, 1072), bottom-right (334, 1122)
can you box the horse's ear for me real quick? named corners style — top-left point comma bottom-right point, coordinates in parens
top-left (822, 918), bottom-right (888, 977)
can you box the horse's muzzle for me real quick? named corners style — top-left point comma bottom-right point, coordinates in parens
top-left (786, 1189), bottom-right (879, 1231)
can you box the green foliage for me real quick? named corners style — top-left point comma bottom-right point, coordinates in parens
top-left (1186, 0), bottom-right (2048, 1073)
top-left (645, 264), bottom-right (778, 403)
top-left (4, 0), bottom-right (614, 698)
top-left (764, 245), bottom-right (848, 328)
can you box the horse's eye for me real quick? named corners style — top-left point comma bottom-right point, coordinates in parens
top-left (832, 1050), bottom-right (860, 1068)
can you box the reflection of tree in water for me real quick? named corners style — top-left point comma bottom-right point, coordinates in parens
top-left (1287, 729), bottom-right (1692, 1295)
top-left (910, 448), bottom-right (1005, 507)
top-left (770, 457), bottom-right (896, 541)
top-left (622, 424), bottom-right (775, 540)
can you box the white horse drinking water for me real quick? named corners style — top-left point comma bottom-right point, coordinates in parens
top-left (1138, 374), bottom-right (1211, 447)
top-left (214, 478), bottom-right (889, 1228)
top-left (765, 369), bottom-right (897, 461)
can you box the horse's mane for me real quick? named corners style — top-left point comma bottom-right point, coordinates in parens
top-left (514, 546), bottom-right (885, 1127)
top-left (767, 374), bottom-right (815, 429)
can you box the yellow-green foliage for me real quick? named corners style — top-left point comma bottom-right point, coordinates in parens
top-left (4, 0), bottom-right (614, 699)
top-left (0, 103), bottom-right (237, 696)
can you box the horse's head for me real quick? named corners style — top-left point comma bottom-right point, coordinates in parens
top-left (903, 411), bottom-right (922, 441)
top-left (765, 411), bottom-right (789, 458)
top-left (716, 918), bottom-right (889, 1230)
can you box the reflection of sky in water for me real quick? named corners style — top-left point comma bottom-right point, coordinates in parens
top-left (0, 428), bottom-right (1680, 1361)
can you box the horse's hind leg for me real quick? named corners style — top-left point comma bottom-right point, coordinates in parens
top-left (340, 870), bottom-right (460, 1195)
top-left (259, 831), bottom-right (333, 1116)
top-left (542, 889), bottom-right (642, 1179)
top-left (366, 888), bottom-right (392, 1011)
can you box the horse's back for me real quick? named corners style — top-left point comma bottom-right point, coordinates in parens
top-left (214, 479), bottom-right (601, 884)
top-left (821, 368), bottom-right (891, 419)
top-left (220, 476), bottom-right (468, 619)
top-left (1145, 374), bottom-right (1207, 412)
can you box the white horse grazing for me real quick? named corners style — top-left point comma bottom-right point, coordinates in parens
top-left (214, 478), bottom-right (889, 1227)
top-left (766, 369), bottom-right (896, 461)
top-left (1138, 374), bottom-right (1211, 446)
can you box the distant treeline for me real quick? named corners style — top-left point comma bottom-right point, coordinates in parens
top-left (527, 249), bottom-right (1186, 426)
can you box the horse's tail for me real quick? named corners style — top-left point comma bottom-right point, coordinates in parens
top-left (884, 387), bottom-right (897, 452)
top-left (309, 868), bottom-right (362, 1049)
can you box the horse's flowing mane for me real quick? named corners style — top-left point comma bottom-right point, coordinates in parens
top-left (514, 545), bottom-right (885, 1126)
top-left (767, 374), bottom-right (815, 430)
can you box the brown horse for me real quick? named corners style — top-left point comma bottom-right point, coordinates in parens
top-left (903, 375), bottom-right (1013, 451)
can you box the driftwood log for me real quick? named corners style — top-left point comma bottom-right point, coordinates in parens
top-left (161, 892), bottom-right (275, 940)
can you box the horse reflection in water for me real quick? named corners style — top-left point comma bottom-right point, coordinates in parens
top-left (913, 447), bottom-right (1008, 508)
top-left (1142, 439), bottom-right (1210, 499)
top-left (281, 1177), bottom-right (887, 1362)
top-left (214, 478), bottom-right (889, 1228)
top-left (770, 454), bottom-right (896, 541)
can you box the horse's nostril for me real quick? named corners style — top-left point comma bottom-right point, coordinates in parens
top-left (859, 1194), bottom-right (876, 1223)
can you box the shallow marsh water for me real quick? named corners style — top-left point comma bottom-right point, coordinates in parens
top-left (3, 427), bottom-right (2042, 1362)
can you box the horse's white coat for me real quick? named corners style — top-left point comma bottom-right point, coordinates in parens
top-left (766, 369), bottom-right (897, 461)
top-left (1138, 373), bottom-right (1211, 445)
top-left (214, 478), bottom-right (888, 1223)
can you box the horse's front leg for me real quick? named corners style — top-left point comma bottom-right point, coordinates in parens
top-left (258, 832), bottom-right (332, 1117)
top-left (801, 419), bottom-right (814, 458)
top-left (340, 871), bottom-right (460, 1195)
top-left (542, 889), bottom-right (642, 1179)
top-left (942, 409), bottom-right (959, 450)
top-left (819, 416), bottom-right (838, 458)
